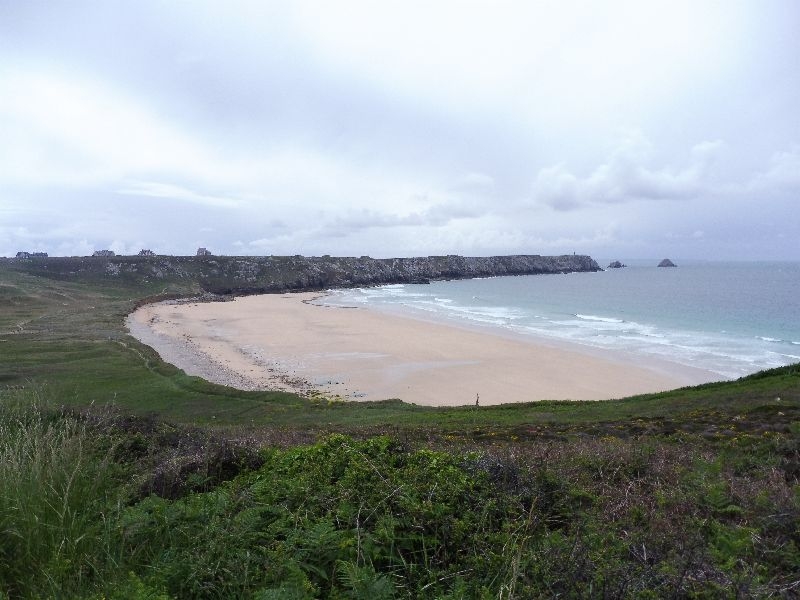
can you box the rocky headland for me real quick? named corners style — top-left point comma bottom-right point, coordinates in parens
top-left (3, 254), bottom-right (602, 295)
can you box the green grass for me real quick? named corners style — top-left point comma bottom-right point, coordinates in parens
top-left (0, 389), bottom-right (127, 598)
top-left (1, 258), bottom-right (799, 598)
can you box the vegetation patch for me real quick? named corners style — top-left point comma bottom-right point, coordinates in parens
top-left (1, 397), bottom-right (798, 598)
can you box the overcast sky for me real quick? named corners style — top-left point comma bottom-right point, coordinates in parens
top-left (1, 1), bottom-right (798, 260)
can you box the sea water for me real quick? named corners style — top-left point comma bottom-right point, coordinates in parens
top-left (325, 261), bottom-right (800, 379)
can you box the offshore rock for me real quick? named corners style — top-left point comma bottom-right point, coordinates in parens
top-left (607, 260), bottom-right (626, 269)
top-left (1, 254), bottom-right (602, 295)
top-left (657, 258), bottom-right (677, 268)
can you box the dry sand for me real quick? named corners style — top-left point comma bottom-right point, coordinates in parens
top-left (126, 292), bottom-right (716, 406)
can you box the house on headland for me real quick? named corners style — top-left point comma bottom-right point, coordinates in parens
top-left (15, 251), bottom-right (48, 258)
top-left (196, 247), bottom-right (212, 256)
top-left (93, 250), bottom-right (116, 257)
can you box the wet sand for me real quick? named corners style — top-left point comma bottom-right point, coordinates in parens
top-left (126, 292), bottom-right (716, 406)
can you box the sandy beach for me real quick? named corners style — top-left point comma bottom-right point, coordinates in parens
top-left (126, 292), bottom-right (716, 406)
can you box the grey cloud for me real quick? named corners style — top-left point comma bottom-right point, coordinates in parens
top-left (326, 210), bottom-right (426, 238)
top-left (325, 194), bottom-right (494, 238)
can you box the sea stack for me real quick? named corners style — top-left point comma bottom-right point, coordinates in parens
top-left (658, 258), bottom-right (677, 267)
top-left (607, 260), bottom-right (626, 269)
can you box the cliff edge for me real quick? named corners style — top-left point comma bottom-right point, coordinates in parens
top-left (3, 254), bottom-right (602, 294)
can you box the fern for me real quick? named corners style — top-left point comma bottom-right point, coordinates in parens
top-left (336, 560), bottom-right (396, 600)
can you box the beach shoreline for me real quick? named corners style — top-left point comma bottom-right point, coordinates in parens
top-left (320, 293), bottom-right (715, 385)
top-left (126, 292), bottom-right (718, 406)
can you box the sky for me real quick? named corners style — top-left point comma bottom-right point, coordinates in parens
top-left (1, 1), bottom-right (798, 260)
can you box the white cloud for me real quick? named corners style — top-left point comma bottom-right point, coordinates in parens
top-left (748, 145), bottom-right (800, 191)
top-left (0, 225), bottom-right (88, 257)
top-left (289, 0), bottom-right (748, 128)
top-left (116, 181), bottom-right (241, 208)
top-left (530, 134), bottom-right (725, 211)
top-left (108, 240), bottom-right (141, 256)
top-left (458, 172), bottom-right (495, 188)
top-left (56, 239), bottom-right (95, 257)
top-left (0, 68), bottom-right (216, 186)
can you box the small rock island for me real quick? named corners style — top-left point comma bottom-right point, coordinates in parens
top-left (658, 258), bottom-right (677, 267)
top-left (607, 260), bottom-right (626, 269)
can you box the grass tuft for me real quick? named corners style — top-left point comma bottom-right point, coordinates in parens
top-left (0, 387), bottom-right (124, 597)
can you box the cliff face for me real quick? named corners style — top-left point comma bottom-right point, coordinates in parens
top-left (3, 254), bottom-right (601, 294)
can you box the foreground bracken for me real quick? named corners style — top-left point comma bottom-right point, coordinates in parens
top-left (1, 392), bottom-right (798, 599)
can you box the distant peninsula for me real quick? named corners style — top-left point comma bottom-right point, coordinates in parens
top-left (3, 253), bottom-right (602, 295)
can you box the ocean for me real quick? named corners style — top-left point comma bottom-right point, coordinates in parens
top-left (324, 261), bottom-right (800, 380)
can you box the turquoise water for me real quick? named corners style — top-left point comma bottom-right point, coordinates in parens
top-left (326, 261), bottom-right (800, 379)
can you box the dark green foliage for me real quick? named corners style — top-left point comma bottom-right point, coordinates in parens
top-left (1, 399), bottom-right (798, 598)
top-left (118, 436), bottom-right (523, 597)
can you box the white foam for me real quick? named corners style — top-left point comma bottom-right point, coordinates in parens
top-left (575, 313), bottom-right (624, 323)
top-left (332, 277), bottom-right (800, 380)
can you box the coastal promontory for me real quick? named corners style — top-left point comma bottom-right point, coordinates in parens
top-left (4, 253), bottom-right (602, 295)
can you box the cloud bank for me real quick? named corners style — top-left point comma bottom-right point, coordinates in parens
top-left (0, 1), bottom-right (799, 260)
